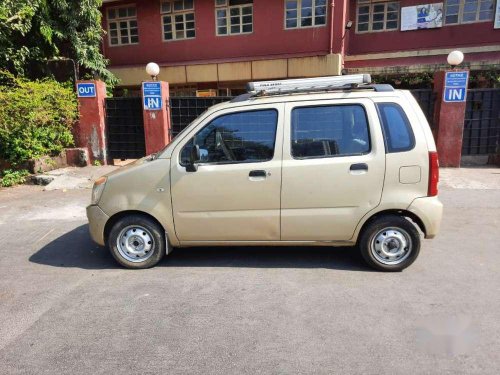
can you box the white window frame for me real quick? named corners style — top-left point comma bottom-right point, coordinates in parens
top-left (161, 0), bottom-right (196, 41)
top-left (284, 0), bottom-right (328, 29)
top-left (444, 0), bottom-right (494, 25)
top-left (107, 5), bottom-right (139, 46)
top-left (215, 0), bottom-right (254, 36)
top-left (355, 0), bottom-right (400, 33)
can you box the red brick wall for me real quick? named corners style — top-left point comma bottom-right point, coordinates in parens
top-left (346, 0), bottom-right (500, 56)
top-left (102, 0), bottom-right (336, 67)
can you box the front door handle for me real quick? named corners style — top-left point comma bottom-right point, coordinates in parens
top-left (249, 170), bottom-right (267, 178)
top-left (350, 163), bottom-right (368, 171)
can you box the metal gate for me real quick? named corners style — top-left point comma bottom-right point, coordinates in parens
top-left (410, 89), bottom-right (436, 129)
top-left (170, 97), bottom-right (232, 138)
top-left (462, 89), bottom-right (500, 155)
top-left (105, 97), bottom-right (146, 159)
top-left (170, 92), bottom-right (439, 138)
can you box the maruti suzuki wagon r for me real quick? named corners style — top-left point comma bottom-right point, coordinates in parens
top-left (87, 75), bottom-right (443, 271)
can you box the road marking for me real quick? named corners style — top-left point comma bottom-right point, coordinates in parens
top-left (35, 228), bottom-right (55, 244)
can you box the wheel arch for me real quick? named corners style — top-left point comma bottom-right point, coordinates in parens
top-left (104, 210), bottom-right (166, 246)
top-left (355, 209), bottom-right (427, 244)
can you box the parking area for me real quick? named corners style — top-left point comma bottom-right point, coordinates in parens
top-left (0, 167), bottom-right (499, 374)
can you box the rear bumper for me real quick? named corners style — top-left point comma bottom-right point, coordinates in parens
top-left (86, 205), bottom-right (109, 246)
top-left (407, 196), bottom-right (443, 239)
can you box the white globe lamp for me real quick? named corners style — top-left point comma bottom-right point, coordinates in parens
top-left (146, 62), bottom-right (160, 80)
top-left (447, 51), bottom-right (464, 68)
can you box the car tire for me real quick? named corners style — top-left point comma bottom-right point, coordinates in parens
top-left (358, 215), bottom-right (421, 272)
top-left (108, 214), bottom-right (166, 269)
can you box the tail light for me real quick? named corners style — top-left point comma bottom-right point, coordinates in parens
top-left (428, 151), bottom-right (439, 197)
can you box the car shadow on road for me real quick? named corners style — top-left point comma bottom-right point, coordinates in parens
top-left (29, 224), bottom-right (373, 272)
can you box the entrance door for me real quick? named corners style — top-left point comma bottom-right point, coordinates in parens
top-left (170, 104), bottom-right (284, 242)
top-left (281, 99), bottom-right (386, 241)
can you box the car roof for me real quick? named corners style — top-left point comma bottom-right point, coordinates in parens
top-left (208, 89), bottom-right (407, 112)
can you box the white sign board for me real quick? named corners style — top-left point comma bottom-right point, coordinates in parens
top-left (401, 3), bottom-right (443, 31)
top-left (495, 0), bottom-right (500, 29)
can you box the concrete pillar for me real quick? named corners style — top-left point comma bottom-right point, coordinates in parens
top-left (142, 81), bottom-right (172, 155)
top-left (432, 71), bottom-right (468, 167)
top-left (75, 80), bottom-right (108, 165)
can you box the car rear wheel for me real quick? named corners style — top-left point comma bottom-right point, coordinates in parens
top-left (108, 214), bottom-right (166, 269)
top-left (358, 215), bottom-right (421, 272)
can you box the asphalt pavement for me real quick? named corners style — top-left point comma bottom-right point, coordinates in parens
top-left (0, 167), bottom-right (499, 374)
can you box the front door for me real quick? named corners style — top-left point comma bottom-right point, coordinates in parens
top-left (281, 99), bottom-right (386, 241)
top-left (170, 104), bottom-right (284, 242)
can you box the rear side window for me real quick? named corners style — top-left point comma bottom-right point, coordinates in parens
top-left (377, 103), bottom-right (415, 153)
top-left (291, 105), bottom-right (370, 159)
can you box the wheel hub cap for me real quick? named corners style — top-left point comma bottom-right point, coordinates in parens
top-left (371, 227), bottom-right (412, 265)
top-left (117, 226), bottom-right (155, 263)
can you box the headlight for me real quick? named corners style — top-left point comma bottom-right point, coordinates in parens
top-left (91, 176), bottom-right (107, 205)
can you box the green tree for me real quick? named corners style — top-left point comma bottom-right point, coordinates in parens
top-left (0, 0), bottom-right (117, 85)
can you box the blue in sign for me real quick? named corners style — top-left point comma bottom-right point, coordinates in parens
top-left (443, 71), bottom-right (468, 103)
top-left (77, 83), bottom-right (96, 98)
top-left (142, 82), bottom-right (162, 110)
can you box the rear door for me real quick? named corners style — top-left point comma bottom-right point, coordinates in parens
top-left (281, 98), bottom-right (386, 241)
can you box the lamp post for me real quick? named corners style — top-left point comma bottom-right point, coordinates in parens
top-left (447, 50), bottom-right (464, 70)
top-left (146, 62), bottom-right (160, 81)
top-left (47, 57), bottom-right (78, 88)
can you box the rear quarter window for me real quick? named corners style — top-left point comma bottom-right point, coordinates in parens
top-left (377, 103), bottom-right (415, 153)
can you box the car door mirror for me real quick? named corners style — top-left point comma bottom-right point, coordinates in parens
top-left (186, 144), bottom-right (200, 172)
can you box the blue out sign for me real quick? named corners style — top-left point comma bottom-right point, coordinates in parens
top-left (142, 82), bottom-right (162, 110)
top-left (77, 83), bottom-right (96, 98)
top-left (444, 71), bottom-right (469, 103)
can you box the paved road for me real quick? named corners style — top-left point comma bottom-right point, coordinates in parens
top-left (0, 168), bottom-right (499, 374)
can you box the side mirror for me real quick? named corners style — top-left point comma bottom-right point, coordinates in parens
top-left (186, 144), bottom-right (200, 172)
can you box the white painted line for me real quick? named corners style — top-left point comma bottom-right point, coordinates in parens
top-left (35, 228), bottom-right (55, 244)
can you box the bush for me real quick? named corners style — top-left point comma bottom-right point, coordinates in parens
top-left (0, 169), bottom-right (30, 187)
top-left (0, 71), bottom-right (78, 166)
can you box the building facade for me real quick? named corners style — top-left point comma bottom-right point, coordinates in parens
top-left (101, 0), bottom-right (500, 94)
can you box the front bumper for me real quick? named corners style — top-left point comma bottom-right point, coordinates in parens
top-left (86, 205), bottom-right (109, 246)
top-left (407, 196), bottom-right (443, 239)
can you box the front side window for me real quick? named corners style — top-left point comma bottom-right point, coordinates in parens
top-left (356, 0), bottom-right (400, 33)
top-left (215, 0), bottom-right (253, 35)
top-left (291, 105), bottom-right (370, 159)
top-left (181, 109), bottom-right (278, 165)
top-left (107, 6), bottom-right (139, 46)
top-left (444, 0), bottom-right (494, 24)
top-left (285, 0), bottom-right (327, 29)
top-left (377, 103), bottom-right (415, 153)
top-left (161, 0), bottom-right (195, 40)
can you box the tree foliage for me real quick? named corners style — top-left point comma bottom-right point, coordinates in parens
top-left (0, 0), bottom-right (117, 85)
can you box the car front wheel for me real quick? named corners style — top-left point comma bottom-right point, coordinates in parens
top-left (108, 214), bottom-right (166, 269)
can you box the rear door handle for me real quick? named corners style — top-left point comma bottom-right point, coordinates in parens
top-left (350, 163), bottom-right (368, 171)
top-left (249, 170), bottom-right (267, 178)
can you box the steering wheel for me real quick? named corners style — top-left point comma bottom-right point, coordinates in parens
top-left (216, 131), bottom-right (236, 161)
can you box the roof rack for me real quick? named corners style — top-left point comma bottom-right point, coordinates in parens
top-left (230, 75), bottom-right (394, 103)
top-left (247, 74), bottom-right (372, 94)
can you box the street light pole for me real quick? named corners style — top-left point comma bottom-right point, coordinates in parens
top-left (47, 57), bottom-right (78, 88)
